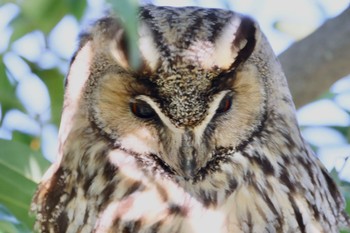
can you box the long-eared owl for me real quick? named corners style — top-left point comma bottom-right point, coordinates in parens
top-left (32, 4), bottom-right (350, 233)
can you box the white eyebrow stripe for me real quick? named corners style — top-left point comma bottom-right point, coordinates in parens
top-left (135, 95), bottom-right (183, 134)
top-left (135, 90), bottom-right (231, 142)
top-left (192, 90), bottom-right (231, 143)
top-left (213, 16), bottom-right (242, 69)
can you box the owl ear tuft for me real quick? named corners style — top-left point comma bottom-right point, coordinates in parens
top-left (110, 26), bottom-right (131, 70)
top-left (87, 17), bottom-right (132, 70)
top-left (230, 16), bottom-right (258, 70)
top-left (212, 15), bottom-right (258, 71)
top-left (99, 17), bottom-right (131, 70)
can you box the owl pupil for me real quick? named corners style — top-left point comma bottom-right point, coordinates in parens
top-left (130, 101), bottom-right (156, 119)
top-left (216, 95), bottom-right (232, 114)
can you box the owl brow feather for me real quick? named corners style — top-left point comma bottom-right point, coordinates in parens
top-left (229, 16), bottom-right (257, 70)
top-left (208, 17), bottom-right (257, 94)
top-left (209, 68), bottom-right (237, 95)
top-left (139, 8), bottom-right (172, 64)
top-left (127, 74), bottom-right (161, 100)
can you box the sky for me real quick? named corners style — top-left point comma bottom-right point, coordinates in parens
top-left (0, 0), bottom-right (350, 179)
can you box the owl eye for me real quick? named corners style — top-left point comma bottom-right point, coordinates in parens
top-left (130, 101), bottom-right (156, 119)
top-left (216, 94), bottom-right (232, 114)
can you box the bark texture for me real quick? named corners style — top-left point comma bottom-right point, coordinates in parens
top-left (278, 5), bottom-right (350, 108)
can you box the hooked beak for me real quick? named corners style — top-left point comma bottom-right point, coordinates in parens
top-left (179, 130), bottom-right (198, 179)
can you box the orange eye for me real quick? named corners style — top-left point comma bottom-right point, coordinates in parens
top-left (216, 95), bottom-right (232, 114)
top-left (130, 101), bottom-right (156, 119)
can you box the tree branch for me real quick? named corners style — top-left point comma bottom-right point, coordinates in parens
top-left (278, 5), bottom-right (350, 108)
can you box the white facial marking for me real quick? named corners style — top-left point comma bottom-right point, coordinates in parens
top-left (110, 29), bottom-right (129, 70)
top-left (214, 16), bottom-right (242, 69)
top-left (193, 91), bottom-right (231, 143)
top-left (139, 23), bottom-right (161, 71)
top-left (135, 95), bottom-right (183, 134)
top-left (184, 16), bottom-right (242, 70)
top-left (186, 40), bottom-right (216, 69)
top-left (119, 128), bottom-right (157, 155)
top-left (136, 91), bottom-right (230, 146)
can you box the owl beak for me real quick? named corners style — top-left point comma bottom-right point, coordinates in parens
top-left (179, 130), bottom-right (198, 179)
top-left (180, 145), bottom-right (196, 179)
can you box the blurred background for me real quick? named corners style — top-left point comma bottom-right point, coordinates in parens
top-left (0, 0), bottom-right (349, 232)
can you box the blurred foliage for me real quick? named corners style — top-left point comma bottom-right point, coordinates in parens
top-left (0, 0), bottom-right (89, 231)
top-left (0, 139), bottom-right (50, 231)
top-left (0, 0), bottom-right (349, 232)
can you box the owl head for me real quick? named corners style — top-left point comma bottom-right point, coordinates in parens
top-left (60, 5), bottom-right (295, 181)
top-left (31, 6), bottom-right (350, 232)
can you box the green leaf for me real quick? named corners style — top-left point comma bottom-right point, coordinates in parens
top-left (0, 167), bottom-right (36, 228)
top-left (0, 57), bottom-right (24, 124)
top-left (68, 0), bottom-right (87, 20)
top-left (107, 0), bottom-right (140, 69)
top-left (0, 205), bottom-right (31, 233)
top-left (9, 0), bottom-right (78, 41)
top-left (346, 194), bottom-right (350, 215)
top-left (19, 0), bottom-right (65, 33)
top-left (0, 139), bottom-right (50, 229)
top-left (11, 131), bottom-right (36, 146)
top-left (0, 58), bottom-right (14, 92)
top-left (13, 55), bottom-right (64, 127)
top-left (0, 221), bottom-right (18, 233)
top-left (0, 139), bottom-right (50, 183)
top-left (319, 90), bottom-right (336, 100)
top-left (35, 68), bottom-right (64, 127)
top-left (342, 180), bottom-right (350, 213)
top-left (330, 126), bottom-right (350, 143)
top-left (9, 14), bottom-right (36, 42)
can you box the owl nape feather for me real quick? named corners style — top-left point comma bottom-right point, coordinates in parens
top-left (32, 5), bottom-right (350, 233)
